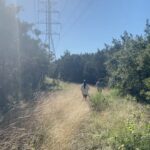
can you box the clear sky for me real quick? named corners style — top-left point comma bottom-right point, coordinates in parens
top-left (7, 0), bottom-right (150, 57)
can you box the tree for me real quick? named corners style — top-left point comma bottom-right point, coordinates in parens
top-left (0, 1), bottom-right (51, 113)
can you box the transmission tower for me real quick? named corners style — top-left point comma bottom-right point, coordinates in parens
top-left (36, 0), bottom-right (60, 59)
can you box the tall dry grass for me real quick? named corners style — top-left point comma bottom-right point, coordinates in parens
top-left (1, 83), bottom-right (149, 150)
top-left (32, 83), bottom-right (96, 150)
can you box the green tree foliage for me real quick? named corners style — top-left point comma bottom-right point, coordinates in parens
top-left (107, 28), bottom-right (150, 102)
top-left (51, 50), bottom-right (107, 84)
top-left (57, 51), bottom-right (84, 82)
top-left (51, 21), bottom-right (150, 103)
top-left (0, 1), bottom-right (51, 113)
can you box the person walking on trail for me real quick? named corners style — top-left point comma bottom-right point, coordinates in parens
top-left (81, 80), bottom-right (89, 100)
top-left (96, 80), bottom-right (102, 92)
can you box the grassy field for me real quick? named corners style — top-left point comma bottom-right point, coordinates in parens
top-left (0, 82), bottom-right (96, 150)
top-left (72, 89), bottom-right (150, 150)
top-left (0, 83), bottom-right (149, 150)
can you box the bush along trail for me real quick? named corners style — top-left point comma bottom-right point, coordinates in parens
top-left (72, 88), bottom-right (150, 150)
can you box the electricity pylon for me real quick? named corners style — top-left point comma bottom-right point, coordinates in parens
top-left (37, 0), bottom-right (60, 59)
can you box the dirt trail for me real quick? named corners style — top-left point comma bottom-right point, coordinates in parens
top-left (35, 83), bottom-right (96, 150)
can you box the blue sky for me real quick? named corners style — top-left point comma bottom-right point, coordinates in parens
top-left (7, 0), bottom-right (150, 57)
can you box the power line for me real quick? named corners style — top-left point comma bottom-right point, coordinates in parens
top-left (60, 0), bottom-right (69, 15)
top-left (55, 0), bottom-right (84, 49)
top-left (61, 0), bottom-right (83, 30)
top-left (60, 0), bottom-right (95, 39)
top-left (44, 0), bottom-right (95, 54)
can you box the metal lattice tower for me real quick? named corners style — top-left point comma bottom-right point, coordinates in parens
top-left (37, 0), bottom-right (60, 59)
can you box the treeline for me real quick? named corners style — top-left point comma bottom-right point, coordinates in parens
top-left (0, 1), bottom-right (52, 113)
top-left (51, 21), bottom-right (150, 103)
top-left (50, 50), bottom-right (107, 85)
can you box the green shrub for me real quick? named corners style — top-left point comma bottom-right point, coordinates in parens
top-left (126, 94), bottom-right (137, 101)
top-left (140, 77), bottom-right (150, 103)
top-left (73, 89), bottom-right (150, 150)
top-left (41, 77), bottom-right (60, 91)
top-left (90, 92), bottom-right (109, 111)
top-left (110, 119), bottom-right (150, 150)
top-left (109, 89), bottom-right (120, 97)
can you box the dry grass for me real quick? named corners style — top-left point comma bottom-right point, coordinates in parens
top-left (0, 82), bottom-right (96, 150)
top-left (32, 83), bottom-right (96, 150)
top-left (0, 100), bottom-right (38, 150)
top-left (1, 83), bottom-right (148, 150)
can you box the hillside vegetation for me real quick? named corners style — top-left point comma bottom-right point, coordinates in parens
top-left (73, 89), bottom-right (150, 150)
